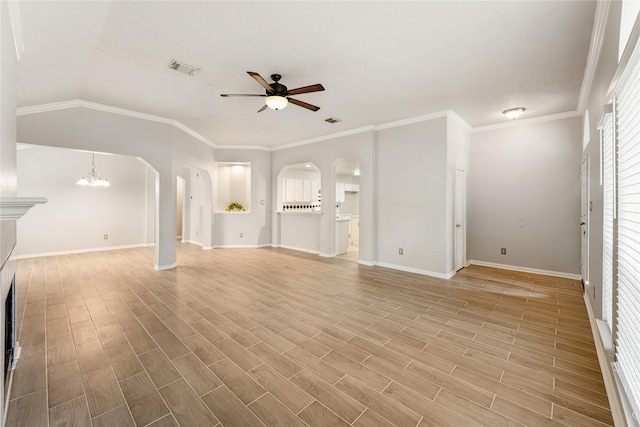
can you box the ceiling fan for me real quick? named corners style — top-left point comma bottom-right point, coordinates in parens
top-left (221, 71), bottom-right (325, 112)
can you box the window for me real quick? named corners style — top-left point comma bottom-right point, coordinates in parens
top-left (610, 31), bottom-right (640, 419)
top-left (600, 106), bottom-right (614, 332)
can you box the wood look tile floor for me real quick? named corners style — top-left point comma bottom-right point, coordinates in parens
top-left (7, 245), bottom-right (613, 426)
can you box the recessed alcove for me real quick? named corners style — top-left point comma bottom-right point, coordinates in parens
top-left (216, 162), bottom-right (251, 213)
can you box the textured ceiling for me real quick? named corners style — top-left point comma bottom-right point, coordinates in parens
top-left (17, 1), bottom-right (596, 149)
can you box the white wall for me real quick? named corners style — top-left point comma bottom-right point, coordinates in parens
top-left (376, 117), bottom-right (450, 276)
top-left (16, 146), bottom-right (149, 256)
top-left (213, 148), bottom-right (271, 247)
top-left (216, 163), bottom-right (251, 211)
top-left (272, 131), bottom-right (374, 261)
top-left (0, 0), bottom-right (19, 262)
top-left (468, 116), bottom-right (582, 275)
top-left (0, 3), bottom-right (20, 419)
top-left (17, 107), bottom-right (217, 268)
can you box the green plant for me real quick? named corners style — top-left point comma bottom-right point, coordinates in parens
top-left (226, 202), bottom-right (246, 212)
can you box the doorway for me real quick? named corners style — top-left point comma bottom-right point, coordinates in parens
top-left (335, 159), bottom-right (360, 261)
top-left (454, 169), bottom-right (466, 271)
top-left (580, 156), bottom-right (590, 287)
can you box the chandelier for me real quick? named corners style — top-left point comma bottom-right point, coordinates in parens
top-left (76, 153), bottom-right (110, 187)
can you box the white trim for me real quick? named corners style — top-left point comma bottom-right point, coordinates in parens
top-left (16, 99), bottom-right (586, 152)
top-left (577, 0), bottom-right (611, 112)
top-left (472, 110), bottom-right (583, 134)
top-left (271, 126), bottom-right (376, 151)
top-left (447, 110), bottom-right (473, 132)
top-left (468, 260), bottom-right (581, 280)
top-left (278, 245), bottom-right (320, 255)
top-left (584, 294), bottom-right (629, 426)
top-left (181, 240), bottom-right (203, 247)
top-left (212, 244), bottom-right (272, 249)
top-left (0, 197), bottom-right (47, 220)
top-left (373, 261), bottom-right (455, 280)
top-left (155, 262), bottom-right (177, 271)
top-left (358, 260), bottom-right (375, 267)
top-left (596, 319), bottom-right (614, 352)
top-left (15, 243), bottom-right (151, 259)
top-left (375, 110), bottom-right (450, 131)
top-left (319, 252), bottom-right (336, 258)
top-left (215, 145), bottom-right (271, 152)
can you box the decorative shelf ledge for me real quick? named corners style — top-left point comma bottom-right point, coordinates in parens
top-left (0, 197), bottom-right (48, 220)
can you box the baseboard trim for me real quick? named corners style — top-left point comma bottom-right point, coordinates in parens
top-left (468, 260), bottom-right (581, 280)
top-left (15, 243), bottom-right (152, 259)
top-left (583, 294), bottom-right (629, 426)
top-left (358, 260), bottom-right (375, 267)
top-left (278, 245), bottom-right (320, 255)
top-left (154, 262), bottom-right (177, 271)
top-left (373, 262), bottom-right (454, 279)
top-left (212, 244), bottom-right (272, 249)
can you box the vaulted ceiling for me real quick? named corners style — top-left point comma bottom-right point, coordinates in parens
top-left (17, 1), bottom-right (597, 149)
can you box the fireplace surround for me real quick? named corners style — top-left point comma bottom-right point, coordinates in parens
top-left (0, 197), bottom-right (46, 425)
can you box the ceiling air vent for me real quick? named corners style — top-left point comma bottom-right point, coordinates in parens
top-left (168, 60), bottom-right (200, 77)
top-left (325, 117), bottom-right (340, 124)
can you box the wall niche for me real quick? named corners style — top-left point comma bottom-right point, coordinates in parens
top-left (216, 162), bottom-right (251, 212)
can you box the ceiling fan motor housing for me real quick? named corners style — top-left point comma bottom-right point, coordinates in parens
top-left (269, 75), bottom-right (288, 96)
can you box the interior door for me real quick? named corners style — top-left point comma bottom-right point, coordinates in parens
top-left (580, 156), bottom-right (589, 286)
top-left (455, 169), bottom-right (466, 271)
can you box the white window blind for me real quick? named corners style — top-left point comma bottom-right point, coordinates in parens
top-left (614, 36), bottom-right (640, 417)
top-left (601, 109), bottom-right (614, 331)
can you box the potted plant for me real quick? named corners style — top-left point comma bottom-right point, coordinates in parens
top-left (226, 202), bottom-right (246, 212)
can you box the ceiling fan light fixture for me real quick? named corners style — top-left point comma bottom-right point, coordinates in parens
top-left (265, 96), bottom-right (288, 110)
top-left (503, 107), bottom-right (525, 120)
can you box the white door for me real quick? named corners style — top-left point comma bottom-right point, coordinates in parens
top-left (455, 169), bottom-right (466, 271)
top-left (580, 157), bottom-right (590, 285)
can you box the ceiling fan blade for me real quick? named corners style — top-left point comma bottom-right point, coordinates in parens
top-left (287, 97), bottom-right (320, 112)
top-left (247, 71), bottom-right (273, 92)
top-left (257, 104), bottom-right (268, 113)
top-left (220, 94), bottom-right (265, 97)
top-left (287, 84), bottom-right (325, 96)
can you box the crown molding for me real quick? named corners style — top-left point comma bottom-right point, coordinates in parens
top-left (272, 110), bottom-right (473, 151)
top-left (271, 125), bottom-right (376, 151)
top-left (471, 110), bottom-right (582, 134)
top-left (17, 99), bottom-right (585, 151)
top-left (578, 0), bottom-right (611, 112)
top-left (17, 100), bottom-right (218, 149)
top-left (215, 145), bottom-right (271, 152)
top-left (375, 110), bottom-right (450, 131)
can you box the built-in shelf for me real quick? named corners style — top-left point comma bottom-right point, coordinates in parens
top-left (0, 197), bottom-right (48, 220)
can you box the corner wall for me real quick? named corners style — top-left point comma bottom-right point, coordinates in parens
top-left (468, 116), bottom-right (583, 276)
top-left (16, 146), bottom-right (150, 256)
top-left (376, 118), bottom-right (449, 276)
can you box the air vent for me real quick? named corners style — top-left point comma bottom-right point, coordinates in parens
top-left (325, 117), bottom-right (340, 124)
top-left (168, 60), bottom-right (200, 77)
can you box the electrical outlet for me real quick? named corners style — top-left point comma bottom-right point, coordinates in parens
top-left (501, 248), bottom-right (506, 255)
top-left (399, 248), bottom-right (403, 255)
top-left (239, 233), bottom-right (243, 238)
top-left (103, 234), bottom-right (108, 240)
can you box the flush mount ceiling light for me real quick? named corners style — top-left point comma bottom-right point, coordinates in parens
top-left (265, 95), bottom-right (288, 111)
top-left (76, 153), bottom-right (110, 187)
top-left (503, 107), bottom-right (526, 120)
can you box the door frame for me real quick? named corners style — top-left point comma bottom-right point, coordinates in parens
top-left (454, 168), bottom-right (467, 272)
top-left (580, 156), bottom-right (590, 287)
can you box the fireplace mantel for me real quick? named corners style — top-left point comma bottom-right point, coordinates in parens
top-left (0, 197), bottom-right (47, 221)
